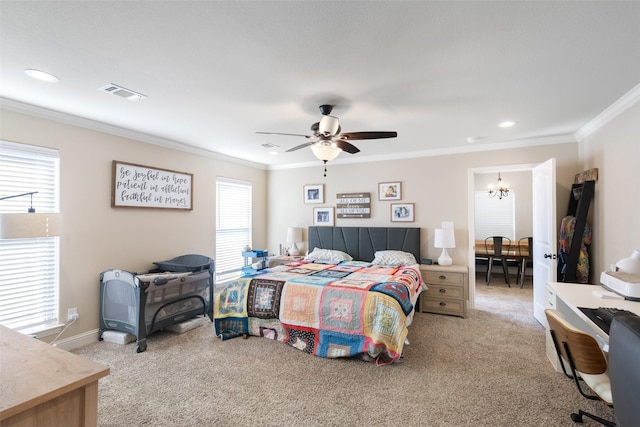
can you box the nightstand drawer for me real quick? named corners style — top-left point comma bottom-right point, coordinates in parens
top-left (422, 271), bottom-right (463, 286)
top-left (422, 284), bottom-right (464, 300)
top-left (420, 297), bottom-right (465, 316)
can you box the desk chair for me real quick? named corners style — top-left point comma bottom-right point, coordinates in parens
top-left (609, 314), bottom-right (640, 427)
top-left (484, 236), bottom-right (512, 286)
top-left (517, 237), bottom-right (533, 288)
top-left (544, 309), bottom-right (615, 427)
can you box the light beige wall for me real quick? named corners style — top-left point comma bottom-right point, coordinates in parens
top-left (579, 102), bottom-right (640, 278)
top-left (1, 109), bottom-right (267, 339)
top-left (267, 143), bottom-right (580, 265)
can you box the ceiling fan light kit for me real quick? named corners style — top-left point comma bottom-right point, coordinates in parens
top-left (257, 103), bottom-right (398, 175)
top-left (310, 142), bottom-right (341, 161)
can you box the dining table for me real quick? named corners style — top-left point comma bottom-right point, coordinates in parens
top-left (474, 239), bottom-right (530, 286)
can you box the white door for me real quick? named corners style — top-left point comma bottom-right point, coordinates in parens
top-left (532, 158), bottom-right (557, 325)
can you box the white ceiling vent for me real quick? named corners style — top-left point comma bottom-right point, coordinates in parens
top-left (99, 84), bottom-right (147, 101)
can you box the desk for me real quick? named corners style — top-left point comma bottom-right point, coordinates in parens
top-left (0, 326), bottom-right (110, 427)
top-left (545, 282), bottom-right (640, 372)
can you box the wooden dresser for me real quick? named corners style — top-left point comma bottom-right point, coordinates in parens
top-left (419, 264), bottom-right (468, 318)
top-left (0, 325), bottom-right (109, 427)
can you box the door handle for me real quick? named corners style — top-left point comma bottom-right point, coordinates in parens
top-left (544, 253), bottom-right (557, 260)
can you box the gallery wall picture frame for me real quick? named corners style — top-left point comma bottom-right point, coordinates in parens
top-left (313, 207), bottom-right (335, 226)
top-left (379, 182), bottom-right (402, 200)
top-left (390, 203), bottom-right (415, 222)
top-left (304, 184), bottom-right (324, 204)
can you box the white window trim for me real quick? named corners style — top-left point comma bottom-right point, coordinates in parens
top-left (474, 190), bottom-right (516, 241)
top-left (215, 177), bottom-right (252, 283)
top-left (0, 140), bottom-right (60, 333)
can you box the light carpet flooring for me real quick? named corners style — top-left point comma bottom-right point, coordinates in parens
top-left (72, 272), bottom-right (617, 426)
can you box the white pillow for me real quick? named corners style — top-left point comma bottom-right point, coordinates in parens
top-left (304, 247), bottom-right (353, 263)
top-left (371, 250), bottom-right (417, 267)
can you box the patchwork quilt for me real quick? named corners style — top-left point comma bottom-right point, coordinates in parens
top-left (214, 260), bottom-right (424, 364)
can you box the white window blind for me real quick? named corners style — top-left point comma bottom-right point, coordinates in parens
top-left (216, 177), bottom-right (251, 283)
top-left (0, 141), bottom-right (60, 332)
top-left (474, 190), bottom-right (516, 240)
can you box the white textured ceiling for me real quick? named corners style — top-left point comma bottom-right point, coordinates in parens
top-left (1, 1), bottom-right (639, 169)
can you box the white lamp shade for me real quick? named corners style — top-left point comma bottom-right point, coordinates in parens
top-left (0, 213), bottom-right (62, 239)
top-left (287, 227), bottom-right (303, 244)
top-left (286, 227), bottom-right (303, 256)
top-left (310, 143), bottom-right (341, 161)
top-left (434, 228), bottom-right (456, 249)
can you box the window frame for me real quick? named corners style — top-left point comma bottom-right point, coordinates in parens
top-left (474, 190), bottom-right (516, 241)
top-left (0, 140), bottom-right (61, 333)
top-left (215, 177), bottom-right (252, 283)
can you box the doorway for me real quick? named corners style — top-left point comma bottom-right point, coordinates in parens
top-left (467, 164), bottom-right (537, 311)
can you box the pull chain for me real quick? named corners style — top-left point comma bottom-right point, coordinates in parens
top-left (323, 160), bottom-right (327, 177)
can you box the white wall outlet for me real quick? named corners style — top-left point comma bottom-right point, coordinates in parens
top-left (67, 307), bottom-right (79, 321)
top-left (442, 221), bottom-right (454, 229)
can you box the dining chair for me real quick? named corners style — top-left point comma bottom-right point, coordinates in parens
top-left (484, 236), bottom-right (512, 286)
top-left (517, 237), bottom-right (533, 288)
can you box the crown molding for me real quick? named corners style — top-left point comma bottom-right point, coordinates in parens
top-left (268, 134), bottom-right (577, 170)
top-left (1, 96), bottom-right (582, 172)
top-left (574, 83), bottom-right (640, 141)
top-left (0, 97), bottom-right (267, 170)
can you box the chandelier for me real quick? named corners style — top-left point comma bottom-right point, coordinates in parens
top-left (488, 173), bottom-right (509, 199)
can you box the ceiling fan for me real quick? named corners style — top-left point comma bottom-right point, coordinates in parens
top-left (257, 104), bottom-right (397, 175)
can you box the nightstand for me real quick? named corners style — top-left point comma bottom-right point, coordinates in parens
top-left (267, 255), bottom-right (304, 268)
top-left (419, 264), bottom-right (468, 318)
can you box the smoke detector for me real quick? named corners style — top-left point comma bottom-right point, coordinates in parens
top-left (99, 84), bottom-right (147, 101)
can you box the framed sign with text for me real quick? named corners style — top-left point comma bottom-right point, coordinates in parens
top-left (336, 192), bottom-right (371, 218)
top-left (111, 161), bottom-right (193, 210)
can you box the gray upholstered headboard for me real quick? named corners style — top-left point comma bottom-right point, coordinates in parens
top-left (307, 227), bottom-right (421, 263)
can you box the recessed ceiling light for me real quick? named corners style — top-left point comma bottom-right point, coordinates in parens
top-left (24, 69), bottom-right (59, 83)
top-left (261, 143), bottom-right (280, 149)
top-left (498, 120), bottom-right (517, 128)
top-left (466, 137), bottom-right (476, 143)
top-left (268, 151), bottom-right (279, 156)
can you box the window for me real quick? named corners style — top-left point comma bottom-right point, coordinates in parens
top-left (474, 190), bottom-right (516, 240)
top-left (0, 141), bottom-right (60, 332)
top-left (215, 177), bottom-right (251, 283)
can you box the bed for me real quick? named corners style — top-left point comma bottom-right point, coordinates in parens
top-left (214, 227), bottom-right (424, 364)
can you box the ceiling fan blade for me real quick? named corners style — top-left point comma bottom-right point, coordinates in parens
top-left (285, 142), bottom-right (314, 152)
top-left (334, 139), bottom-right (360, 154)
top-left (256, 131), bottom-right (312, 138)
top-left (339, 131), bottom-right (397, 140)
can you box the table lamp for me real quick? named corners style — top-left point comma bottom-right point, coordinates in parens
top-left (434, 228), bottom-right (455, 266)
top-left (287, 227), bottom-right (303, 256)
top-left (0, 192), bottom-right (62, 239)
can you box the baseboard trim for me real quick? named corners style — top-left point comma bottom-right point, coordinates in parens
top-left (52, 328), bottom-right (100, 351)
